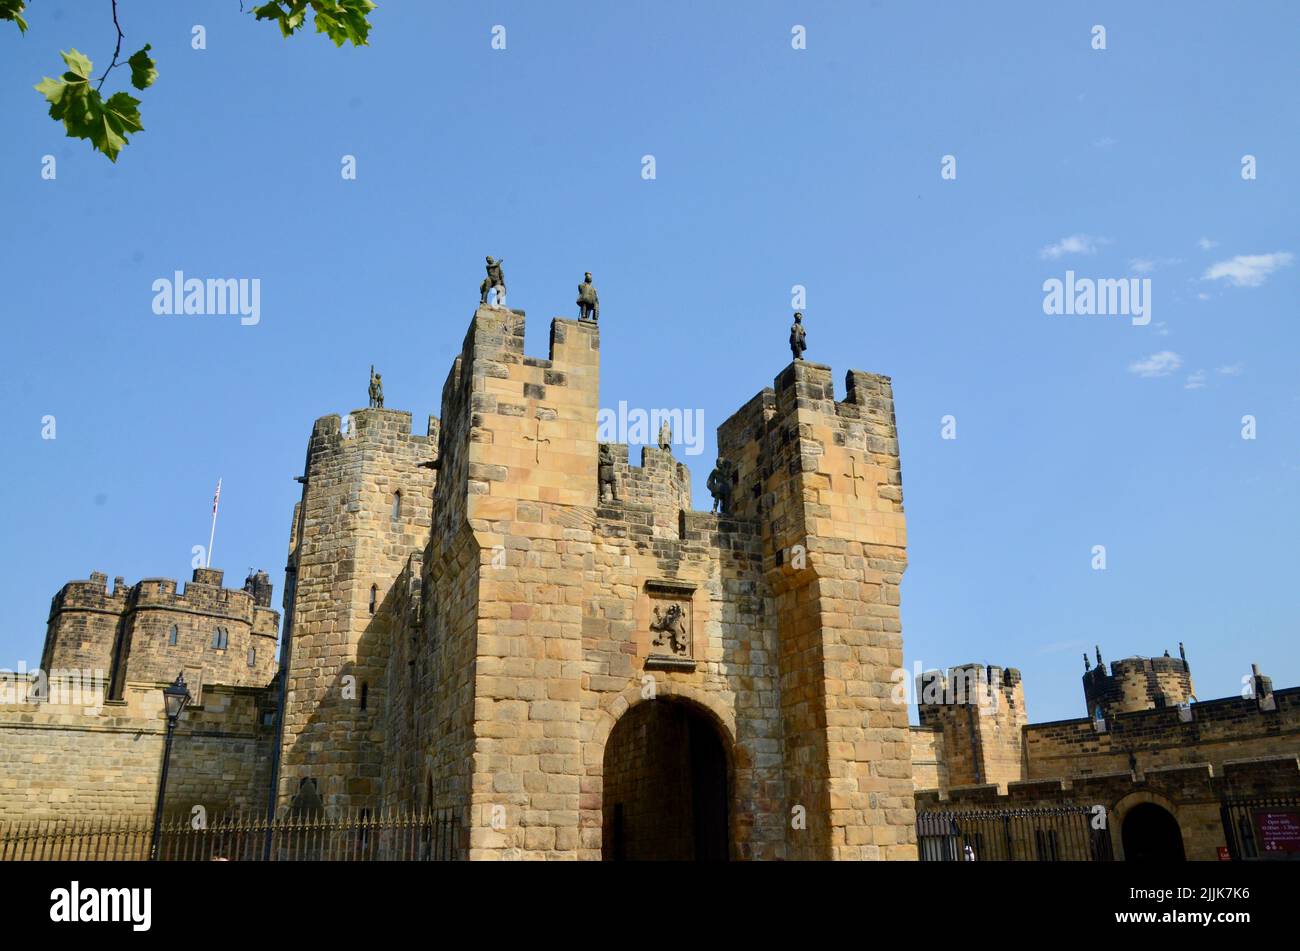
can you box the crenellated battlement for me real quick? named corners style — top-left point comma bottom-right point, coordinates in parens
top-left (1083, 646), bottom-right (1194, 720)
top-left (917, 663), bottom-right (1025, 711)
top-left (916, 663), bottom-right (1028, 793)
top-left (278, 296), bottom-right (918, 858)
top-left (50, 569), bottom-right (276, 632)
top-left (40, 566), bottom-right (281, 704)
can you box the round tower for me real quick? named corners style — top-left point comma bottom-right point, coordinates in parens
top-left (1083, 644), bottom-right (1193, 720)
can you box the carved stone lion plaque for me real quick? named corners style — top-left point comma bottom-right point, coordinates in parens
top-left (644, 580), bottom-right (695, 671)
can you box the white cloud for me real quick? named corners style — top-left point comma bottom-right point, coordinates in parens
top-left (1217, 363), bottom-right (1244, 376)
top-left (1197, 237), bottom-right (1218, 251)
top-left (1093, 136), bottom-right (1117, 150)
top-left (1153, 321), bottom-right (1170, 336)
top-left (1202, 251), bottom-right (1294, 287)
top-left (1184, 370), bottom-right (1206, 390)
top-left (1129, 351), bottom-right (1183, 378)
top-left (1040, 234), bottom-right (1106, 260)
top-left (1130, 256), bottom-right (1181, 274)
top-left (1197, 292), bottom-right (1211, 301)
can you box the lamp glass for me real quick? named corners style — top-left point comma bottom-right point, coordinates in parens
top-left (163, 675), bottom-right (191, 720)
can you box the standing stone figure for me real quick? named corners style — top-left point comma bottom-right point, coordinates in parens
top-left (657, 419), bottom-right (672, 452)
top-left (598, 443), bottom-right (620, 503)
top-left (789, 311), bottom-right (807, 361)
top-left (576, 272), bottom-right (600, 322)
top-left (480, 256), bottom-right (506, 308)
top-left (368, 365), bottom-right (384, 409)
top-left (707, 457), bottom-right (734, 515)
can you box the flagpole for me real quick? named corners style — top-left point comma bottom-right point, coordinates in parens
top-left (207, 478), bottom-right (221, 568)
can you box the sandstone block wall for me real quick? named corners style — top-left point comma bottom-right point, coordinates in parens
top-left (909, 725), bottom-right (947, 792)
top-left (277, 407), bottom-right (436, 811)
top-left (0, 681), bottom-right (276, 820)
top-left (718, 360), bottom-right (915, 860)
top-left (917, 664), bottom-right (1027, 792)
top-left (1024, 687), bottom-right (1300, 780)
top-left (372, 306), bottom-right (916, 860)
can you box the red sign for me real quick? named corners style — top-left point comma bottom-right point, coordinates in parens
top-left (1217, 846), bottom-right (1231, 861)
top-left (1255, 810), bottom-right (1300, 853)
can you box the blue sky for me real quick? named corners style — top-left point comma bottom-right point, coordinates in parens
top-left (1, 1), bottom-right (1296, 723)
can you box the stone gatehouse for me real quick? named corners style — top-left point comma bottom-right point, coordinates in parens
top-left (277, 304), bottom-right (915, 860)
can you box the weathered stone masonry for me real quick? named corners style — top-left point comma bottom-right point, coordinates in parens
top-left (285, 304), bottom-right (918, 859)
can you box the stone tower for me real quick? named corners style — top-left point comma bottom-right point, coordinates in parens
top-left (717, 360), bottom-right (916, 860)
top-left (276, 407), bottom-right (436, 811)
top-left (1083, 647), bottom-right (1194, 721)
top-left (917, 663), bottom-right (1028, 791)
top-left (283, 300), bottom-right (917, 860)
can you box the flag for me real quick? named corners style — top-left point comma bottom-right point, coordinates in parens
top-left (212, 478), bottom-right (222, 515)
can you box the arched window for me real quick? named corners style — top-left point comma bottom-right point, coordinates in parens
top-left (369, 584), bottom-right (378, 615)
top-left (391, 490), bottom-right (402, 520)
top-left (211, 627), bottom-right (228, 650)
top-left (167, 625), bottom-right (178, 646)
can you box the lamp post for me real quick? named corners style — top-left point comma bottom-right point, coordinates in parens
top-left (149, 673), bottom-right (192, 861)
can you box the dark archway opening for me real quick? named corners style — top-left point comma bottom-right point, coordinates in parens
top-left (602, 699), bottom-right (730, 861)
top-left (1122, 803), bottom-right (1186, 861)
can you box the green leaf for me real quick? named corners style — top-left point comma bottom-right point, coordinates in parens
top-left (333, 0), bottom-right (377, 46)
top-left (256, 0), bottom-right (375, 47)
top-left (0, 0), bottom-right (28, 34)
top-left (254, 0), bottom-right (310, 38)
top-left (60, 48), bottom-right (95, 81)
top-left (34, 50), bottom-right (146, 162)
top-left (128, 44), bottom-right (157, 90)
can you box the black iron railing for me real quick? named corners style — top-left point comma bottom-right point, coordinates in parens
top-left (0, 807), bottom-right (461, 861)
top-left (917, 806), bottom-right (1113, 861)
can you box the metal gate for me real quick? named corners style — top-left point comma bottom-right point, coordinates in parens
top-left (917, 806), bottom-right (1113, 861)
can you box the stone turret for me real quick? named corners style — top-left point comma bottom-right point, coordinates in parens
top-left (917, 664), bottom-right (1028, 791)
top-left (276, 407), bottom-right (437, 812)
top-left (718, 357), bottom-right (915, 859)
top-left (40, 567), bottom-right (280, 702)
top-left (1083, 646), bottom-right (1194, 721)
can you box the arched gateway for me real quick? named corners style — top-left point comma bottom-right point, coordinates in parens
top-left (1121, 802), bottom-right (1186, 861)
top-left (602, 698), bottom-right (731, 861)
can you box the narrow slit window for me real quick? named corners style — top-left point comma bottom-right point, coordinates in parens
top-left (168, 625), bottom-right (178, 646)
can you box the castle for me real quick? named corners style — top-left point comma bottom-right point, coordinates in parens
top-left (2, 301), bottom-right (1296, 861)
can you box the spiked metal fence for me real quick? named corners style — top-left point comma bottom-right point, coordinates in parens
top-left (0, 807), bottom-right (461, 861)
top-left (917, 805), bottom-right (1113, 861)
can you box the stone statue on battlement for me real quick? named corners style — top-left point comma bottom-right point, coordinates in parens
top-left (657, 419), bottom-right (672, 452)
top-left (480, 256), bottom-right (507, 308)
top-left (577, 272), bottom-right (600, 322)
top-left (789, 312), bottom-right (807, 361)
top-left (707, 457), bottom-right (734, 515)
top-left (368, 365), bottom-right (384, 409)
top-left (598, 443), bottom-right (620, 503)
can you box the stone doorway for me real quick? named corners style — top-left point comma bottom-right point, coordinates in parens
top-left (1121, 802), bottom-right (1186, 861)
top-left (601, 698), bottom-right (730, 861)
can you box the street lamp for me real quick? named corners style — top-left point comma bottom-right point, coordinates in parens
top-left (149, 673), bottom-right (192, 861)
